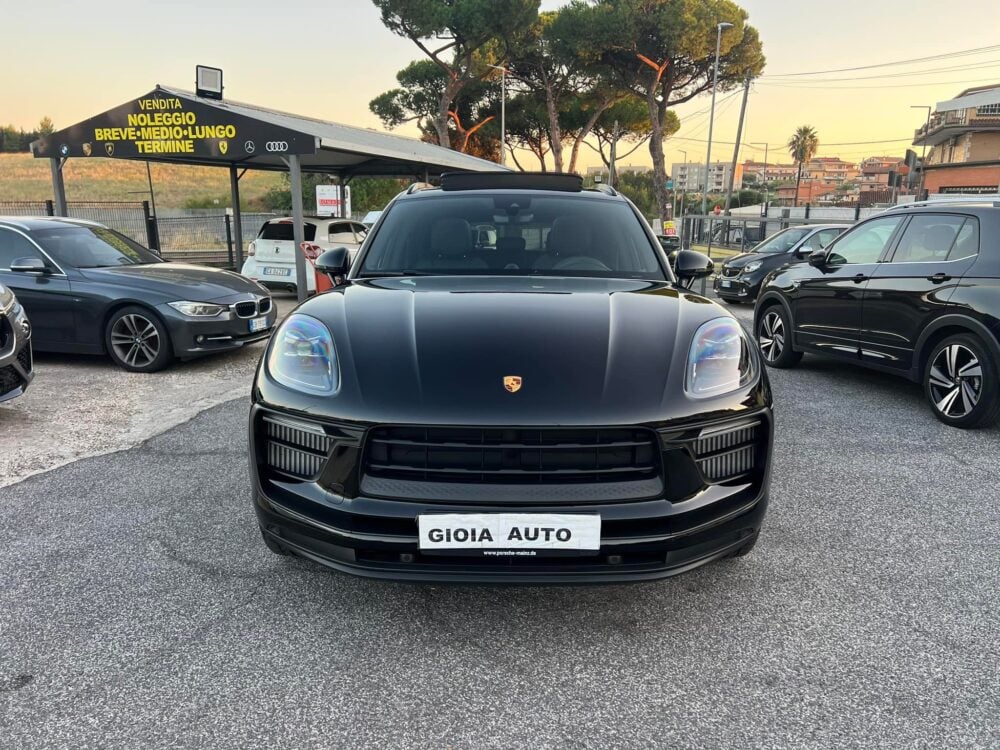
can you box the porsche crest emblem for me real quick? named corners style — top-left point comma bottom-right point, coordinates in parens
top-left (82, 143), bottom-right (92, 156)
top-left (503, 375), bottom-right (522, 393)
top-left (105, 143), bottom-right (115, 156)
top-left (219, 140), bottom-right (228, 155)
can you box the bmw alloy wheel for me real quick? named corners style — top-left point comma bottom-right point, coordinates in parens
top-left (927, 343), bottom-right (982, 419)
top-left (110, 313), bottom-right (161, 368)
top-left (758, 310), bottom-right (784, 363)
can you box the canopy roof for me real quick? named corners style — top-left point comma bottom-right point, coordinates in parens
top-left (935, 85), bottom-right (1000, 113)
top-left (32, 85), bottom-right (506, 178)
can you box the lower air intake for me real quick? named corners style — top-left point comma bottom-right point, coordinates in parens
top-left (693, 420), bottom-right (760, 482)
top-left (264, 416), bottom-right (332, 479)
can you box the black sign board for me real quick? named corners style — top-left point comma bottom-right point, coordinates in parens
top-left (33, 88), bottom-right (316, 162)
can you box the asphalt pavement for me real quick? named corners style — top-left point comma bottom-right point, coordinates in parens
top-left (1, 299), bottom-right (998, 749)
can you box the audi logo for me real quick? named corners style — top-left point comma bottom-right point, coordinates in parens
top-left (265, 141), bottom-right (289, 153)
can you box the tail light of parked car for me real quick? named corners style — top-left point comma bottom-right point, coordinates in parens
top-left (301, 242), bottom-right (323, 261)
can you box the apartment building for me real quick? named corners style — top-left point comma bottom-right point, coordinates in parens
top-left (671, 162), bottom-right (743, 192)
top-left (742, 160), bottom-right (798, 183)
top-left (804, 157), bottom-right (858, 182)
top-left (912, 84), bottom-right (1000, 194)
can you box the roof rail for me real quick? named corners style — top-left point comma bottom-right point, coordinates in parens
top-left (881, 196), bottom-right (1000, 212)
top-left (440, 171), bottom-right (583, 192)
top-left (405, 182), bottom-right (437, 194)
top-left (592, 183), bottom-right (619, 197)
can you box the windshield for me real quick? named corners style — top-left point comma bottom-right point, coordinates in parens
top-left (358, 193), bottom-right (666, 280)
top-left (34, 226), bottom-right (162, 268)
top-left (751, 227), bottom-right (812, 254)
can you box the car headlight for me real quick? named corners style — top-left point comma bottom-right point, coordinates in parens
top-left (742, 261), bottom-right (763, 274)
top-left (168, 301), bottom-right (227, 317)
top-left (267, 314), bottom-right (339, 394)
top-left (686, 317), bottom-right (757, 398)
top-left (0, 282), bottom-right (15, 315)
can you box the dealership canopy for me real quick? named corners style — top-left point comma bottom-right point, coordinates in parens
top-left (31, 84), bottom-right (509, 300)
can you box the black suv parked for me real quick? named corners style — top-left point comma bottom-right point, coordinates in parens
top-left (754, 199), bottom-right (1000, 428)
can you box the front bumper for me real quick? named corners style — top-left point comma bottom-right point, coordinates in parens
top-left (250, 406), bottom-right (773, 584)
top-left (0, 305), bottom-right (34, 403)
top-left (714, 272), bottom-right (761, 300)
top-left (159, 302), bottom-right (278, 357)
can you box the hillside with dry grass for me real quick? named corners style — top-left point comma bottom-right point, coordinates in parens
top-left (0, 153), bottom-right (283, 208)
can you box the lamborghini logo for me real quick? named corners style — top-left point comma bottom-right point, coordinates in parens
top-left (219, 140), bottom-right (228, 155)
top-left (105, 143), bottom-right (115, 156)
top-left (503, 375), bottom-right (522, 393)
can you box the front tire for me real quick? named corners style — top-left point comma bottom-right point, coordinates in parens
top-left (105, 306), bottom-right (173, 372)
top-left (923, 334), bottom-right (1000, 429)
top-left (756, 305), bottom-right (802, 368)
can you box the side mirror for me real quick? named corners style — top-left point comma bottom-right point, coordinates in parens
top-left (808, 248), bottom-right (828, 268)
top-left (315, 247), bottom-right (350, 282)
top-left (795, 245), bottom-right (814, 259)
top-left (674, 249), bottom-right (714, 279)
top-left (10, 257), bottom-right (49, 275)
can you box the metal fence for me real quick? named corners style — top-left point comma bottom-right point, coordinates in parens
top-left (0, 200), bottom-right (277, 269)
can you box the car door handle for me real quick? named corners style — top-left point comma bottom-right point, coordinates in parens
top-left (926, 273), bottom-right (952, 283)
top-left (852, 273), bottom-right (868, 283)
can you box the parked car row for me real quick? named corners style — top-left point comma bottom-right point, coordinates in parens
top-left (0, 217), bottom-right (278, 380)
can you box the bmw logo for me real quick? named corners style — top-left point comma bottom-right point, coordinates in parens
top-left (59, 144), bottom-right (70, 156)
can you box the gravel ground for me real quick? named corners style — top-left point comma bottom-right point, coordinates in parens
top-left (0, 295), bottom-right (297, 488)
top-left (1, 296), bottom-right (998, 749)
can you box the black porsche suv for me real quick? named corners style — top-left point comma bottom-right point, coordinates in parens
top-left (755, 199), bottom-right (1000, 429)
top-left (250, 172), bottom-right (773, 583)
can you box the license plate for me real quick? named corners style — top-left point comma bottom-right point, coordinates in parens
top-left (249, 317), bottom-right (269, 333)
top-left (262, 267), bottom-right (291, 277)
top-left (418, 513), bottom-right (601, 553)
top-left (721, 278), bottom-right (732, 288)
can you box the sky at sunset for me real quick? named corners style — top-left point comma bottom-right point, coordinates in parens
top-left (4, 0), bottom-right (1000, 171)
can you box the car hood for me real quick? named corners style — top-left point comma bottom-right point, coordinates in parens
top-left (722, 252), bottom-right (777, 269)
top-left (273, 276), bottom-right (755, 426)
top-left (78, 263), bottom-right (266, 302)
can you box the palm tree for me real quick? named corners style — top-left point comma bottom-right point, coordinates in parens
top-left (787, 126), bottom-right (819, 207)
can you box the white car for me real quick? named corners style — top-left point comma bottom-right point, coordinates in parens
top-left (240, 216), bottom-right (367, 294)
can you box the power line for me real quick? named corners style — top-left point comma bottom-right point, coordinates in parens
top-left (763, 59), bottom-right (1000, 83)
top-left (756, 75), bottom-right (1000, 91)
top-left (762, 43), bottom-right (1000, 77)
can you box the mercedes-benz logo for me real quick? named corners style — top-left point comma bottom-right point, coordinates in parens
top-left (244, 140), bottom-right (256, 154)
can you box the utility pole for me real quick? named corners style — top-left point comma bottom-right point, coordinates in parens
top-left (724, 75), bottom-right (751, 215)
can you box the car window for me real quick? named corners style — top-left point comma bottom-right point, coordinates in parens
top-left (751, 227), bottom-right (811, 254)
top-left (359, 193), bottom-right (665, 279)
top-left (259, 221), bottom-right (317, 242)
top-left (351, 223), bottom-right (368, 240)
top-left (890, 215), bottom-right (966, 263)
top-left (826, 216), bottom-right (903, 266)
top-left (0, 229), bottom-right (45, 270)
top-left (329, 223), bottom-right (357, 244)
top-left (815, 228), bottom-right (843, 248)
top-left (948, 218), bottom-right (979, 261)
top-left (32, 226), bottom-right (161, 268)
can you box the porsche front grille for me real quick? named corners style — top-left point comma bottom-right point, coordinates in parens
top-left (363, 426), bottom-right (660, 486)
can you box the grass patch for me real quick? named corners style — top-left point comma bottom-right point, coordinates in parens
top-left (0, 153), bottom-right (283, 208)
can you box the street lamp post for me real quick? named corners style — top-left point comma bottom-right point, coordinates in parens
top-left (911, 104), bottom-right (932, 199)
top-left (678, 149), bottom-right (688, 244)
top-left (701, 21), bottom-right (733, 219)
top-left (489, 64), bottom-right (508, 167)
